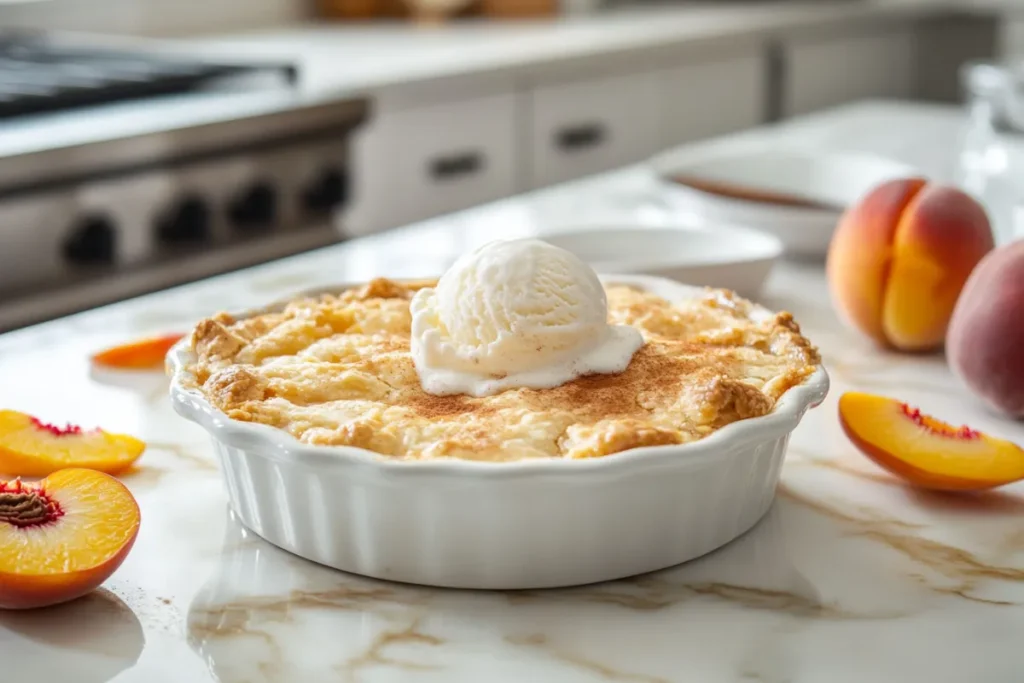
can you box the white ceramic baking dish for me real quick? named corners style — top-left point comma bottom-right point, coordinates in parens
top-left (649, 145), bottom-right (919, 259)
top-left (168, 274), bottom-right (829, 590)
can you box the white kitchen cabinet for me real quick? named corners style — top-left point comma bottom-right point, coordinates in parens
top-left (526, 71), bottom-right (660, 189)
top-left (783, 27), bottom-right (916, 117)
top-left (659, 52), bottom-right (766, 148)
top-left (345, 92), bottom-right (518, 236)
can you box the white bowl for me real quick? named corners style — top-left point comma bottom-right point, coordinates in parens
top-left (649, 146), bottom-right (920, 259)
top-left (538, 225), bottom-right (782, 299)
top-left (168, 274), bottom-right (829, 590)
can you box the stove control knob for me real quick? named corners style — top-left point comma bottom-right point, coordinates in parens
top-left (63, 214), bottom-right (117, 266)
top-left (157, 194), bottom-right (210, 245)
top-left (228, 181), bottom-right (277, 233)
top-left (302, 166), bottom-right (348, 216)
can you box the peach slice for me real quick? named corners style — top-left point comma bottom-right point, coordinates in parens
top-left (91, 333), bottom-right (184, 370)
top-left (838, 391), bottom-right (1024, 491)
top-left (0, 410), bottom-right (146, 477)
top-left (0, 469), bottom-right (141, 609)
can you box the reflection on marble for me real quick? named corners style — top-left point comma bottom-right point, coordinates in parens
top-left (184, 506), bottom-right (835, 683)
top-left (3, 122), bottom-right (1024, 680)
top-left (0, 590), bottom-right (145, 683)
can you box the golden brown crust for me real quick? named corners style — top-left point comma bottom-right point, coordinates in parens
top-left (206, 366), bottom-right (271, 406)
top-left (192, 319), bottom-right (246, 363)
top-left (561, 419), bottom-right (684, 460)
top-left (184, 279), bottom-right (820, 461)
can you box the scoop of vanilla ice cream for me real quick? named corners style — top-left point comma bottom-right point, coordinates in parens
top-left (410, 239), bottom-right (644, 397)
top-left (429, 239), bottom-right (607, 371)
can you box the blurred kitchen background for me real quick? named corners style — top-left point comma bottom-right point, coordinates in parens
top-left (1, 0), bottom-right (1023, 330)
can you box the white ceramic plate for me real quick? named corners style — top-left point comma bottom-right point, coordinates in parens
top-left (539, 224), bottom-right (782, 299)
top-left (169, 274), bottom-right (829, 590)
top-left (649, 145), bottom-right (920, 259)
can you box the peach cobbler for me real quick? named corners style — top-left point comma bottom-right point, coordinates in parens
top-left (184, 272), bottom-right (820, 462)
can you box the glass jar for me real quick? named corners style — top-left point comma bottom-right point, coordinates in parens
top-left (959, 61), bottom-right (1024, 245)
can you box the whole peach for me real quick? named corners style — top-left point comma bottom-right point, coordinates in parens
top-left (947, 240), bottom-right (1024, 418)
top-left (826, 178), bottom-right (994, 351)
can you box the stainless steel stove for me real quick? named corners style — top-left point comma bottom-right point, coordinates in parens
top-left (0, 33), bottom-right (367, 331)
top-left (0, 31), bottom-right (297, 119)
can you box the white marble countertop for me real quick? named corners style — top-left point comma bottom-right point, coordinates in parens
top-left (3, 100), bottom-right (1024, 683)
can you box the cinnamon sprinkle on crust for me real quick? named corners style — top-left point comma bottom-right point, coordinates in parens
top-left (183, 279), bottom-right (820, 461)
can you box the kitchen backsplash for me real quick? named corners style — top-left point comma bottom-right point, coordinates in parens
top-left (0, 0), bottom-right (308, 36)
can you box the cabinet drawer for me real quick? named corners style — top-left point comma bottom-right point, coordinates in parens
top-left (526, 72), bottom-right (659, 189)
top-left (783, 28), bottom-right (915, 117)
top-left (345, 93), bottom-right (517, 235)
top-left (660, 53), bottom-right (766, 147)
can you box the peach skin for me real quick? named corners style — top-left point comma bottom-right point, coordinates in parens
top-left (0, 469), bottom-right (141, 609)
top-left (0, 410), bottom-right (146, 477)
top-left (838, 391), bottom-right (1024, 491)
top-left (947, 240), bottom-right (1024, 418)
top-left (827, 179), bottom-right (994, 352)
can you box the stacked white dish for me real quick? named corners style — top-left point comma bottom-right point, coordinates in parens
top-left (538, 224), bottom-right (782, 299)
top-left (648, 145), bottom-right (921, 259)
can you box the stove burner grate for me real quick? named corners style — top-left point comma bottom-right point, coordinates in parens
top-left (0, 32), bottom-right (297, 119)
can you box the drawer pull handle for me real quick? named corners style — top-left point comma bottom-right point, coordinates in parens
top-left (556, 123), bottom-right (607, 152)
top-left (429, 152), bottom-right (484, 180)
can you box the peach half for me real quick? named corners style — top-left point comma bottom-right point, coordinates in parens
top-left (0, 469), bottom-right (141, 609)
top-left (838, 391), bottom-right (1024, 491)
top-left (0, 410), bottom-right (146, 477)
top-left (826, 179), bottom-right (994, 352)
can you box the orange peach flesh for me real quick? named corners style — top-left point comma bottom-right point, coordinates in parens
top-left (838, 392), bottom-right (1024, 491)
top-left (0, 469), bottom-right (140, 610)
top-left (0, 410), bottom-right (145, 477)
